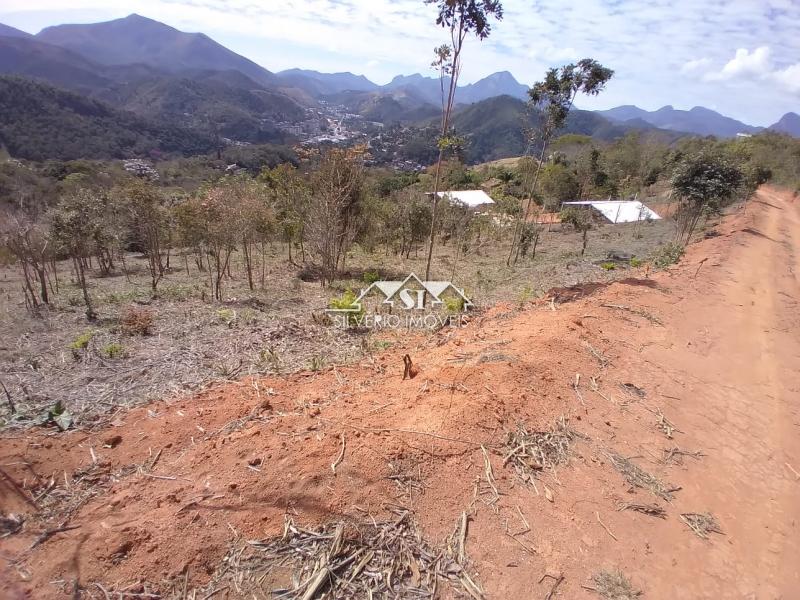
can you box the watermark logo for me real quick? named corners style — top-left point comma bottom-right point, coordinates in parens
top-left (327, 273), bottom-right (473, 329)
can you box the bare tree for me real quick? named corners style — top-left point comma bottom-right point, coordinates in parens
top-left (1, 211), bottom-right (52, 310)
top-left (306, 148), bottom-right (365, 286)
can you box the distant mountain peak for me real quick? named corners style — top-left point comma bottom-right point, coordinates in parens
top-left (598, 104), bottom-right (760, 137)
top-left (0, 22), bottom-right (33, 38)
top-left (769, 112), bottom-right (800, 137)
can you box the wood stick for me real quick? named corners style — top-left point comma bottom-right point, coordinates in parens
top-left (331, 433), bottom-right (346, 475)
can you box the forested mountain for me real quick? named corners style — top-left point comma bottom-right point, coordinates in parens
top-left (597, 105), bottom-right (762, 138)
top-left (450, 95), bottom-right (682, 163)
top-left (0, 76), bottom-right (215, 161)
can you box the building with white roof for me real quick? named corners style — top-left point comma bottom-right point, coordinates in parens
top-left (561, 200), bottom-right (660, 224)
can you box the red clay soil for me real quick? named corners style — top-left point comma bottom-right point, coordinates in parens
top-left (2, 186), bottom-right (799, 599)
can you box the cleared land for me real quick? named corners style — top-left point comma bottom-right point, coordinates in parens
top-left (1, 188), bottom-right (798, 598)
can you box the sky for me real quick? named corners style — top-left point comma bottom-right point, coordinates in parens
top-left (1, 0), bottom-right (798, 126)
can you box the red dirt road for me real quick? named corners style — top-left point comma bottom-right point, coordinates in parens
top-left (1, 186), bottom-right (799, 599)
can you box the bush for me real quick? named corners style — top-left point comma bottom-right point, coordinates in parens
top-left (69, 331), bottom-right (94, 350)
top-left (102, 342), bottom-right (125, 359)
top-left (120, 307), bottom-right (154, 335)
top-left (362, 270), bottom-right (380, 285)
top-left (630, 257), bottom-right (643, 268)
top-left (600, 262), bottom-right (616, 271)
top-left (444, 296), bottom-right (465, 312)
top-left (652, 242), bottom-right (685, 268)
top-left (329, 289), bottom-right (364, 326)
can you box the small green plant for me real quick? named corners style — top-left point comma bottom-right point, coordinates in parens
top-left (362, 270), bottom-right (380, 285)
top-left (630, 257), bottom-right (643, 268)
top-left (216, 308), bottom-right (237, 327)
top-left (102, 342), bottom-right (125, 359)
top-left (652, 242), bottom-right (685, 268)
top-left (70, 331), bottom-right (94, 350)
top-left (517, 285), bottom-right (534, 307)
top-left (309, 355), bottom-right (325, 371)
top-left (600, 262), bottom-right (617, 271)
top-left (329, 289), bottom-right (364, 325)
top-left (444, 296), bottom-right (465, 313)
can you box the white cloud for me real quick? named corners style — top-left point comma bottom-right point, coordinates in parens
top-left (680, 58), bottom-right (711, 74)
top-left (706, 46), bottom-right (771, 81)
top-left (773, 63), bottom-right (800, 94)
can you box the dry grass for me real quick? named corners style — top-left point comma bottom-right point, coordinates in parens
top-left (591, 570), bottom-right (642, 600)
top-left (680, 512), bottom-right (723, 539)
top-left (175, 509), bottom-right (484, 600)
top-left (607, 452), bottom-right (678, 501)
top-left (616, 502), bottom-right (667, 519)
top-left (502, 417), bottom-right (583, 483)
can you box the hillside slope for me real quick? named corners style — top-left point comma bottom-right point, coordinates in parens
top-left (0, 76), bottom-right (215, 160)
top-left (2, 188), bottom-right (797, 598)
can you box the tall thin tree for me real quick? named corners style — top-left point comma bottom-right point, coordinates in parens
top-left (508, 59), bottom-right (613, 265)
top-left (423, 0), bottom-right (503, 281)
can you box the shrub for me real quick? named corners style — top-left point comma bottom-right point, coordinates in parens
top-left (444, 296), bottom-right (465, 312)
top-left (102, 342), bottom-right (125, 359)
top-left (652, 242), bottom-right (685, 268)
top-left (329, 289), bottom-right (364, 325)
top-left (600, 262), bottom-right (617, 271)
top-left (70, 331), bottom-right (94, 350)
top-left (630, 257), bottom-right (643, 268)
top-left (362, 270), bottom-right (380, 285)
top-left (216, 308), bottom-right (237, 327)
top-left (120, 307), bottom-right (154, 335)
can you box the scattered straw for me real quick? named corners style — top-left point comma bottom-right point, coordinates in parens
top-left (616, 502), bottom-right (667, 519)
top-left (680, 512), bottom-right (723, 539)
top-left (662, 447), bottom-right (704, 465)
top-left (607, 452), bottom-right (677, 500)
top-left (503, 417), bottom-right (583, 484)
top-left (590, 569), bottom-right (642, 600)
top-left (180, 508), bottom-right (484, 599)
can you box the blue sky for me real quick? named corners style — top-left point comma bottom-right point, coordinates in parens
top-left (1, 0), bottom-right (798, 126)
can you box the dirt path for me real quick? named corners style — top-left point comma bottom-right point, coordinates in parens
top-left (1, 187), bottom-right (798, 599)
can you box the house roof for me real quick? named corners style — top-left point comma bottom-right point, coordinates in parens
top-left (562, 200), bottom-right (661, 223)
top-left (436, 190), bottom-right (495, 208)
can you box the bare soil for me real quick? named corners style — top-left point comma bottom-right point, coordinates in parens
top-left (2, 187), bottom-right (798, 599)
top-left (0, 214), bottom-right (675, 429)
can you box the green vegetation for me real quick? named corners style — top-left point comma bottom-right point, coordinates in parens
top-left (102, 342), bottom-right (125, 359)
top-left (629, 257), bottom-right (643, 268)
top-left (652, 242), bottom-right (685, 268)
top-left (0, 76), bottom-right (216, 161)
top-left (600, 262), bottom-right (617, 270)
top-left (70, 330), bottom-right (95, 350)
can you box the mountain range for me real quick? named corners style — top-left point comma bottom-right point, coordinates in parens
top-left (0, 13), bottom-right (796, 162)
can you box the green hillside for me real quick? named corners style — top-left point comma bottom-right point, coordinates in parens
top-left (0, 76), bottom-right (216, 161)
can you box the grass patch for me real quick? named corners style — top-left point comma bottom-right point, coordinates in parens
top-left (651, 242), bottom-right (684, 268)
top-left (592, 570), bottom-right (641, 600)
top-left (102, 342), bottom-right (125, 359)
top-left (600, 262), bottom-right (617, 271)
top-left (69, 331), bottom-right (94, 350)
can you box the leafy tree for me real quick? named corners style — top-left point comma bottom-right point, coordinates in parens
top-left (423, 0), bottom-right (504, 280)
top-left (509, 59), bottom-right (613, 264)
top-left (118, 181), bottom-right (169, 293)
top-left (260, 164), bottom-right (310, 264)
top-left (50, 190), bottom-right (108, 319)
top-left (670, 153), bottom-right (743, 243)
